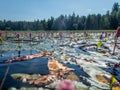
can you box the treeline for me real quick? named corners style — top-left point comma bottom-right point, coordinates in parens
top-left (0, 2), bottom-right (120, 31)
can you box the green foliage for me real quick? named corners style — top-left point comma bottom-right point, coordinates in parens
top-left (112, 2), bottom-right (119, 12)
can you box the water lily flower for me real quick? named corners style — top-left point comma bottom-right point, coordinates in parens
top-left (84, 32), bottom-right (88, 37)
top-left (55, 80), bottom-right (75, 90)
top-left (29, 32), bottom-right (32, 39)
top-left (113, 26), bottom-right (120, 54)
top-left (105, 32), bottom-right (107, 37)
top-left (99, 34), bottom-right (103, 40)
top-left (16, 33), bottom-right (20, 39)
top-left (116, 26), bottom-right (120, 38)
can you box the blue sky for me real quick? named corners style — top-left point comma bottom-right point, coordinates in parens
top-left (0, 0), bottom-right (120, 21)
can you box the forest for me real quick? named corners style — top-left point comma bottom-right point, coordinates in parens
top-left (0, 2), bottom-right (120, 31)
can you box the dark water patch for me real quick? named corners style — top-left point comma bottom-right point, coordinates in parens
top-left (0, 49), bottom-right (91, 89)
top-left (65, 62), bottom-right (91, 86)
top-left (101, 67), bottom-right (120, 81)
top-left (0, 57), bottom-right (49, 90)
top-left (66, 62), bottom-right (90, 78)
top-left (2, 76), bottom-right (32, 90)
top-left (76, 48), bottom-right (90, 55)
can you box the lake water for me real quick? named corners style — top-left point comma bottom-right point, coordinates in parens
top-left (0, 35), bottom-right (120, 90)
top-left (0, 50), bottom-right (90, 90)
top-left (0, 50), bottom-right (50, 90)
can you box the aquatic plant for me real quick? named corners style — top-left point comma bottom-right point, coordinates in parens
top-left (16, 33), bottom-right (20, 40)
top-left (115, 26), bottom-right (120, 38)
top-left (97, 41), bottom-right (103, 48)
top-left (84, 32), bottom-right (88, 37)
top-left (29, 32), bottom-right (32, 38)
top-left (110, 75), bottom-right (116, 90)
top-left (113, 26), bottom-right (120, 54)
top-left (55, 80), bottom-right (75, 90)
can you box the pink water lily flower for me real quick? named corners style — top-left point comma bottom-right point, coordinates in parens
top-left (29, 32), bottom-right (32, 39)
top-left (116, 26), bottom-right (120, 38)
top-left (16, 33), bottom-right (20, 39)
top-left (55, 80), bottom-right (75, 90)
top-left (84, 31), bottom-right (88, 37)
